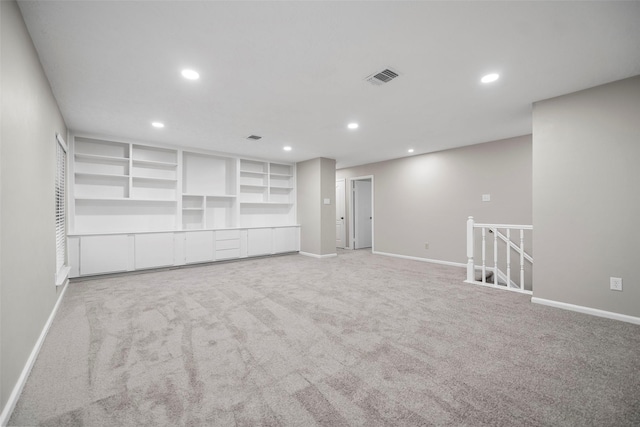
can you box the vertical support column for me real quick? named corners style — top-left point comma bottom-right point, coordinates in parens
top-left (506, 228), bottom-right (511, 288)
top-left (493, 228), bottom-right (498, 286)
top-left (520, 228), bottom-right (525, 290)
top-left (466, 216), bottom-right (474, 282)
top-left (481, 227), bottom-right (486, 283)
top-left (128, 143), bottom-right (133, 199)
top-left (177, 150), bottom-right (184, 230)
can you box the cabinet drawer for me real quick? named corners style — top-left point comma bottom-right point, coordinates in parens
top-left (216, 229), bottom-right (240, 240)
top-left (216, 248), bottom-right (240, 260)
top-left (216, 239), bottom-right (240, 250)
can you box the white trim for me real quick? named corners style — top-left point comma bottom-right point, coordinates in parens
top-left (55, 265), bottom-right (71, 287)
top-left (0, 281), bottom-right (70, 426)
top-left (464, 279), bottom-right (533, 295)
top-left (336, 178), bottom-right (347, 249)
top-left (474, 223), bottom-right (533, 230)
top-left (299, 251), bottom-right (337, 259)
top-left (372, 250), bottom-right (466, 268)
top-left (531, 297), bottom-right (640, 325)
top-left (55, 132), bottom-right (68, 153)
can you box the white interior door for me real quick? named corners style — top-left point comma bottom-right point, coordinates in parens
top-left (354, 179), bottom-right (372, 249)
top-left (336, 179), bottom-right (346, 248)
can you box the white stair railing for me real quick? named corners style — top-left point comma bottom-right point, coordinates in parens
top-left (465, 216), bottom-right (533, 294)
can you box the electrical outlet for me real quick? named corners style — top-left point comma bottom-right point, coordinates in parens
top-left (424, 243), bottom-right (429, 249)
top-left (610, 277), bottom-right (623, 291)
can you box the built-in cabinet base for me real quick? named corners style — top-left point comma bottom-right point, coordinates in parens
top-left (68, 226), bottom-right (299, 277)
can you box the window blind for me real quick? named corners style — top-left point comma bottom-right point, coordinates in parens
top-left (55, 134), bottom-right (67, 278)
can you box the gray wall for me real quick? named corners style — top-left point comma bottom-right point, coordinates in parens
top-left (296, 158), bottom-right (321, 255)
top-left (296, 157), bottom-right (336, 256)
top-left (1, 0), bottom-right (67, 414)
top-left (337, 135), bottom-right (532, 264)
top-left (532, 75), bottom-right (640, 317)
top-left (319, 158), bottom-right (336, 255)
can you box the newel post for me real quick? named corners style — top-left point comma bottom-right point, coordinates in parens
top-left (466, 216), bottom-right (475, 282)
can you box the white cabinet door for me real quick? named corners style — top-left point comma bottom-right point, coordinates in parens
top-left (173, 232), bottom-right (186, 266)
top-left (247, 228), bottom-right (272, 256)
top-left (68, 236), bottom-right (80, 278)
top-left (273, 227), bottom-right (298, 253)
top-left (80, 235), bottom-right (130, 275)
top-left (185, 231), bottom-right (214, 264)
top-left (239, 230), bottom-right (248, 258)
top-left (135, 233), bottom-right (174, 269)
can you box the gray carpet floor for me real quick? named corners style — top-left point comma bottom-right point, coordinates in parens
top-left (9, 249), bottom-right (640, 426)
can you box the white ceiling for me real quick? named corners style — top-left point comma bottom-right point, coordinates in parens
top-left (18, 1), bottom-right (640, 168)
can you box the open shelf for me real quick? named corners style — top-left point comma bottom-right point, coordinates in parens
top-left (75, 153), bottom-right (129, 163)
top-left (75, 172), bottom-right (129, 179)
top-left (240, 201), bottom-right (294, 205)
top-left (240, 159), bottom-right (268, 174)
top-left (270, 163), bottom-right (293, 176)
top-left (71, 136), bottom-right (294, 234)
top-left (74, 198), bottom-right (177, 233)
top-left (183, 193), bottom-right (236, 198)
top-left (75, 137), bottom-right (129, 159)
top-left (132, 176), bottom-right (178, 183)
top-left (132, 159), bottom-right (177, 167)
top-left (183, 152), bottom-right (236, 196)
top-left (75, 197), bottom-right (176, 202)
top-left (132, 144), bottom-right (177, 164)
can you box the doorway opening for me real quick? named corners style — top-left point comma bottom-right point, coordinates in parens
top-left (350, 176), bottom-right (374, 250)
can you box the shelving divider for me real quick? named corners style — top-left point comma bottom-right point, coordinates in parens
top-left (176, 150), bottom-right (183, 230)
top-left (128, 143), bottom-right (133, 203)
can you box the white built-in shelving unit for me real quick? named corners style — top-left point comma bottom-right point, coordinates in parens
top-left (68, 135), bottom-right (298, 277)
top-left (238, 160), bottom-right (295, 227)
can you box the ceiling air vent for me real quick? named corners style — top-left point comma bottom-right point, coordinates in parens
top-left (365, 68), bottom-right (400, 86)
top-left (247, 135), bottom-right (262, 140)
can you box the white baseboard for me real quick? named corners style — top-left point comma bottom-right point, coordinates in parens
top-left (0, 281), bottom-right (70, 426)
top-left (372, 250), bottom-right (466, 268)
top-left (299, 251), bottom-right (337, 259)
top-left (463, 279), bottom-right (533, 295)
top-left (531, 297), bottom-right (640, 325)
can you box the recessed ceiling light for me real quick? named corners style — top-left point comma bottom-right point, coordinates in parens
top-left (408, 149), bottom-right (414, 153)
top-left (348, 123), bottom-right (359, 130)
top-left (151, 122), bottom-right (165, 128)
top-left (283, 146), bottom-right (292, 152)
top-left (481, 73), bottom-right (500, 83)
top-left (181, 69), bottom-right (200, 80)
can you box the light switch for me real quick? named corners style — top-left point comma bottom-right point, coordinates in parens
top-left (482, 194), bottom-right (491, 202)
top-left (323, 198), bottom-right (331, 205)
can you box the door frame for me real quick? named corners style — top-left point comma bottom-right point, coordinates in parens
top-left (336, 178), bottom-right (347, 249)
top-left (348, 175), bottom-right (374, 251)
